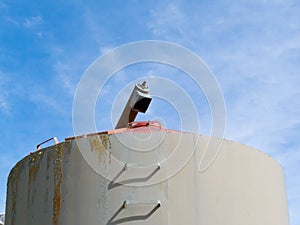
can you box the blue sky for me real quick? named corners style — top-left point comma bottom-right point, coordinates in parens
top-left (0, 0), bottom-right (299, 224)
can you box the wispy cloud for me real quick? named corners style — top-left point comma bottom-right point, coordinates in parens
top-left (0, 73), bottom-right (11, 115)
top-left (3, 14), bottom-right (44, 29)
top-left (23, 16), bottom-right (43, 28)
top-left (148, 0), bottom-right (300, 146)
top-left (148, 3), bottom-right (185, 38)
top-left (53, 61), bottom-right (77, 96)
top-left (29, 92), bottom-right (67, 115)
top-left (0, 2), bottom-right (7, 9)
top-left (0, 97), bottom-right (9, 114)
top-left (4, 16), bottom-right (19, 26)
top-left (148, 2), bottom-right (300, 224)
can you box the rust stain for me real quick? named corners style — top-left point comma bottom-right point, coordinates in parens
top-left (109, 151), bottom-right (112, 164)
top-left (73, 145), bottom-right (78, 195)
top-left (106, 134), bottom-right (112, 164)
top-left (64, 140), bottom-right (71, 154)
top-left (28, 153), bottom-right (42, 182)
top-left (89, 134), bottom-right (111, 161)
top-left (53, 144), bottom-right (63, 225)
top-left (47, 152), bottom-right (51, 170)
top-left (27, 153), bottom-right (41, 206)
top-left (8, 162), bottom-right (22, 225)
top-left (100, 134), bottom-right (112, 149)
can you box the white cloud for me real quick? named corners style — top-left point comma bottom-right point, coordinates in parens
top-left (148, 3), bottom-right (185, 37)
top-left (4, 16), bottom-right (19, 26)
top-left (0, 97), bottom-right (9, 114)
top-left (99, 45), bottom-right (115, 55)
top-left (51, 52), bottom-right (94, 98)
top-left (29, 92), bottom-right (67, 115)
top-left (23, 16), bottom-right (43, 28)
top-left (53, 61), bottom-right (77, 96)
top-left (147, 2), bottom-right (300, 224)
top-left (0, 73), bottom-right (10, 115)
top-left (2, 11), bottom-right (44, 35)
top-left (148, 0), bottom-right (300, 144)
top-left (36, 31), bottom-right (44, 39)
top-left (82, 7), bottom-right (110, 50)
top-left (0, 2), bottom-right (7, 9)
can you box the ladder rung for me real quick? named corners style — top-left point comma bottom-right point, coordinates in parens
top-left (124, 163), bottom-right (160, 170)
top-left (123, 200), bottom-right (161, 209)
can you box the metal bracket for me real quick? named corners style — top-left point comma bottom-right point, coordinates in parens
top-left (36, 137), bottom-right (59, 150)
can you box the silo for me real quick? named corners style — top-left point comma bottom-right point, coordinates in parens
top-left (5, 127), bottom-right (289, 225)
top-left (4, 82), bottom-right (290, 225)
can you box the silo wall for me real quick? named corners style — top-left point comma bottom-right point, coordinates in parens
top-left (5, 132), bottom-right (289, 225)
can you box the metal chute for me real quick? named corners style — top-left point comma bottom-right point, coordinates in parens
top-left (115, 81), bottom-right (152, 129)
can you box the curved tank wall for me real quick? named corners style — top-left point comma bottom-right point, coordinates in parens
top-left (5, 131), bottom-right (290, 225)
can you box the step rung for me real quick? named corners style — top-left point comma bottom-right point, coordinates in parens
top-left (124, 163), bottom-right (160, 171)
top-left (123, 200), bottom-right (161, 209)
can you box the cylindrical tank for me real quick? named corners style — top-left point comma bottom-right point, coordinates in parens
top-left (5, 127), bottom-right (290, 225)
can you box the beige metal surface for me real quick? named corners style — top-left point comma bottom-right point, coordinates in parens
top-left (5, 132), bottom-right (289, 225)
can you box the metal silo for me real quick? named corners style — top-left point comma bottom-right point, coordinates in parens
top-left (4, 82), bottom-right (290, 225)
